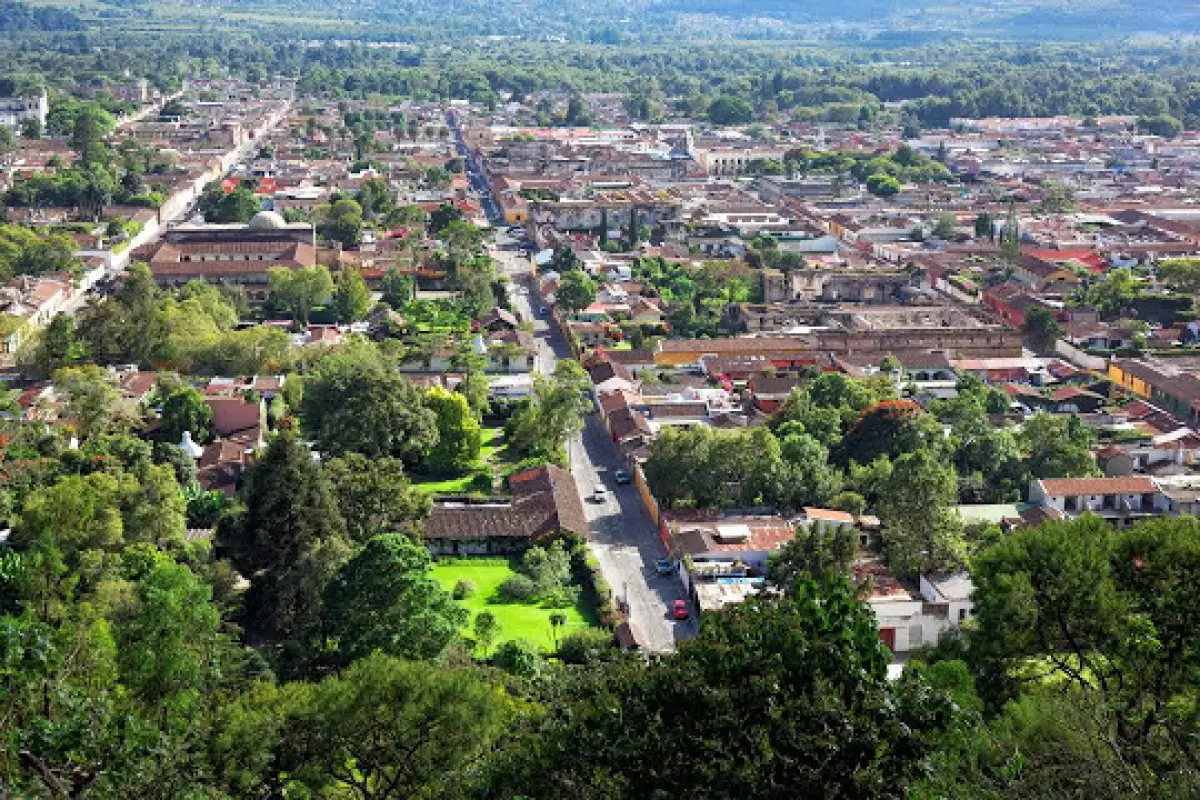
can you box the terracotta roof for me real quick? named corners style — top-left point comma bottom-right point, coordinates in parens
top-left (674, 517), bottom-right (795, 555)
top-left (803, 507), bottom-right (855, 524)
top-left (608, 407), bottom-right (653, 440)
top-left (598, 389), bottom-right (636, 416)
top-left (1050, 386), bottom-right (1103, 402)
top-left (659, 337), bottom-right (813, 355)
top-left (1039, 477), bottom-right (1156, 495)
top-left (644, 402), bottom-right (709, 420)
top-left (604, 348), bottom-right (655, 365)
top-left (588, 361), bottom-right (634, 385)
top-left (751, 376), bottom-right (804, 397)
top-left (206, 397), bottom-right (262, 438)
top-left (423, 465), bottom-right (589, 541)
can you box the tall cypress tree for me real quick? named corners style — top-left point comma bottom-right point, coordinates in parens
top-left (221, 434), bottom-right (350, 639)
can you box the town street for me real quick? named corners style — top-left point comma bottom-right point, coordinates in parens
top-left (495, 238), bottom-right (696, 652)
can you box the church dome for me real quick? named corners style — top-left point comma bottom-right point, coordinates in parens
top-left (246, 210), bottom-right (287, 230)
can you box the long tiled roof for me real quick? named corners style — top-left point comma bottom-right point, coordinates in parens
top-left (424, 465), bottom-right (589, 541)
top-left (1039, 477), bottom-right (1156, 495)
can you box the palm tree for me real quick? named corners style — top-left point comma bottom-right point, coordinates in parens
top-left (549, 611), bottom-right (568, 650)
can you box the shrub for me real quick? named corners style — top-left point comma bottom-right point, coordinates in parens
top-left (543, 584), bottom-right (581, 609)
top-left (453, 579), bottom-right (476, 600)
top-left (499, 573), bottom-right (538, 602)
top-left (558, 628), bottom-right (618, 664)
top-left (468, 471), bottom-right (494, 494)
top-left (493, 639), bottom-right (542, 679)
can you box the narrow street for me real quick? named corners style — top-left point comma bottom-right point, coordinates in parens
top-left (495, 237), bottom-right (696, 652)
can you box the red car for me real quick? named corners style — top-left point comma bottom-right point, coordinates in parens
top-left (673, 599), bottom-right (690, 620)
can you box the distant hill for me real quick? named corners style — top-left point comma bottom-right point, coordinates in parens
top-left (28, 0), bottom-right (1200, 40)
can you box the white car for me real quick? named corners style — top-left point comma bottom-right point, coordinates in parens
top-left (592, 486), bottom-right (608, 503)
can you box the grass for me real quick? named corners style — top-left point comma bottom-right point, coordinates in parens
top-left (413, 473), bottom-right (481, 496)
top-left (432, 558), bottom-right (599, 653)
top-left (412, 426), bottom-right (511, 497)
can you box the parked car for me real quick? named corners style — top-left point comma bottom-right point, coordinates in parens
top-left (592, 485), bottom-right (608, 503)
top-left (673, 599), bottom-right (690, 620)
top-left (614, 469), bottom-right (631, 484)
top-left (539, 306), bottom-right (549, 316)
top-left (655, 558), bottom-right (674, 576)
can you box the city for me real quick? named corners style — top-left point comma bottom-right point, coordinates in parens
top-left (0, 4), bottom-right (1197, 797)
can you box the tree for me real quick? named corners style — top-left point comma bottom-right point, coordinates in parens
top-left (0, 224), bottom-right (80, 281)
top-left (866, 174), bottom-right (900, 197)
top-left (268, 265), bottom-right (334, 326)
top-left (1018, 413), bottom-right (1098, 479)
top-left (1138, 114), bottom-right (1183, 138)
top-left (1036, 182), bottom-right (1078, 214)
top-left (325, 454), bottom-right (430, 543)
top-left (221, 434), bottom-right (350, 639)
top-left (1157, 258), bottom-right (1200, 302)
top-left (474, 610), bottom-right (500, 656)
top-left (1019, 306), bottom-right (1060, 353)
top-left (54, 365), bottom-right (134, 441)
top-left (302, 343), bottom-right (438, 462)
top-left (1000, 200), bottom-right (1021, 262)
top-left (971, 516), bottom-right (1200, 779)
top-left (20, 116), bottom-right (41, 139)
top-left (838, 399), bottom-right (940, 467)
top-left (458, 370), bottom-right (491, 420)
top-left (767, 522), bottom-right (857, 591)
top-left (159, 386), bottom-right (212, 445)
top-left (355, 177), bottom-right (395, 220)
top-left (549, 245), bottom-right (579, 273)
top-left (549, 611), bottom-right (568, 649)
top-left (877, 448), bottom-right (965, 578)
top-left (424, 386), bottom-right (482, 474)
top-left (207, 185), bottom-right (261, 223)
top-left (34, 312), bottom-right (77, 375)
top-left (319, 198), bottom-right (364, 248)
top-left (556, 269), bottom-right (597, 313)
top-left (1082, 266), bottom-right (1143, 313)
top-left (439, 220), bottom-right (487, 265)
top-left (486, 578), bottom-right (952, 798)
top-left (278, 653), bottom-right (511, 800)
top-left (322, 534), bottom-right (467, 663)
top-left (428, 202), bottom-right (463, 235)
top-left (115, 559), bottom-right (226, 709)
top-left (932, 212), bottom-right (957, 240)
top-left (70, 105), bottom-right (114, 164)
top-left (707, 95), bottom-right (753, 126)
top-left (509, 360), bottom-right (591, 461)
top-left (381, 266), bottom-right (414, 308)
top-left (333, 265), bottom-right (371, 323)
top-left (973, 211), bottom-right (995, 240)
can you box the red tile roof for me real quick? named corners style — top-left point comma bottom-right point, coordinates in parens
top-left (1039, 477), bottom-right (1156, 495)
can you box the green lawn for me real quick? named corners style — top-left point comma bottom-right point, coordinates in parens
top-left (413, 427), bottom-right (509, 497)
top-left (432, 558), bottom-right (598, 653)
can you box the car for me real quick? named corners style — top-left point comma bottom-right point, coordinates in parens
top-left (673, 599), bottom-right (690, 620)
top-left (655, 558), bottom-right (674, 576)
top-left (539, 306), bottom-right (549, 316)
top-left (614, 469), bottom-right (631, 484)
top-left (592, 485), bottom-right (608, 503)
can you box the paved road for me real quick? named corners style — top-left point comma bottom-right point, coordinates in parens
top-left (494, 241), bottom-right (696, 651)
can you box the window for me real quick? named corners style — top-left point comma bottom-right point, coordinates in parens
top-left (958, 608), bottom-right (967, 622)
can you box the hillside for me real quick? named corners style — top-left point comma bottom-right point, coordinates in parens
top-left (13, 0), bottom-right (1200, 41)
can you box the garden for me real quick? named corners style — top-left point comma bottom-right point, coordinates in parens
top-left (431, 540), bottom-right (605, 653)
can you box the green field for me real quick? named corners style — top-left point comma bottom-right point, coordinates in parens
top-left (432, 558), bottom-right (598, 653)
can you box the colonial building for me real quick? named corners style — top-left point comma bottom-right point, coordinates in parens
top-left (137, 211), bottom-right (317, 301)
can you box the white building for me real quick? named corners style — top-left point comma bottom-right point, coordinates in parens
top-left (0, 91), bottom-right (48, 130)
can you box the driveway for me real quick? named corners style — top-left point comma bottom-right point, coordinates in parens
top-left (500, 258), bottom-right (696, 652)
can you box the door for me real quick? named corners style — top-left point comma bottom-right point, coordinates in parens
top-left (879, 627), bottom-right (896, 652)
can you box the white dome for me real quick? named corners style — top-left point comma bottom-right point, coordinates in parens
top-left (247, 210), bottom-right (287, 230)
